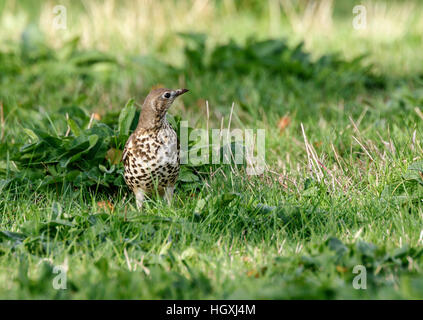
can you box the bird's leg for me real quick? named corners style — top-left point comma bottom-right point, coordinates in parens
top-left (164, 186), bottom-right (175, 205)
top-left (134, 189), bottom-right (145, 210)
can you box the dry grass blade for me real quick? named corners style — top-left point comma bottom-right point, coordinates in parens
top-left (301, 123), bottom-right (323, 182)
top-left (415, 107), bottom-right (423, 121)
top-left (87, 113), bottom-right (95, 129)
top-left (352, 136), bottom-right (375, 162)
top-left (65, 113), bottom-right (70, 137)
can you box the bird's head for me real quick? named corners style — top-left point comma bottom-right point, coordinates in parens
top-left (138, 88), bottom-right (189, 129)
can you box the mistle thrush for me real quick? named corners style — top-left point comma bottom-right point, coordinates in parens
top-left (122, 88), bottom-right (188, 209)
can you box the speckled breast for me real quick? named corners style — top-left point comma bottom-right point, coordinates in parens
top-left (122, 123), bottom-right (180, 192)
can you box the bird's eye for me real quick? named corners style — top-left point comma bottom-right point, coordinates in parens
top-left (163, 92), bottom-right (171, 99)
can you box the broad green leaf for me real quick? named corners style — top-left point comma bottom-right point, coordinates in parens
top-left (51, 201), bottom-right (63, 220)
top-left (178, 167), bottom-right (199, 182)
top-left (0, 230), bottom-right (26, 242)
top-left (194, 198), bottom-right (206, 215)
top-left (0, 160), bottom-right (19, 172)
top-left (118, 98), bottom-right (136, 137)
top-left (327, 237), bottom-right (348, 256)
top-left (23, 128), bottom-right (39, 142)
top-left (256, 203), bottom-right (276, 214)
top-left (67, 118), bottom-right (82, 136)
top-left (38, 219), bottom-right (75, 233)
top-left (221, 192), bottom-right (241, 204)
top-left (356, 241), bottom-right (377, 258)
top-left (69, 50), bottom-right (116, 66)
top-left (94, 257), bottom-right (109, 274)
top-left (99, 164), bottom-right (115, 174)
top-left (59, 134), bottom-right (99, 168)
top-left (180, 247), bottom-right (197, 260)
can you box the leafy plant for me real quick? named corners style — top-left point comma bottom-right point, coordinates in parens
top-left (0, 100), bottom-right (241, 193)
top-left (179, 33), bottom-right (385, 91)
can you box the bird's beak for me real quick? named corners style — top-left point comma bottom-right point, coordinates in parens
top-left (174, 88), bottom-right (189, 97)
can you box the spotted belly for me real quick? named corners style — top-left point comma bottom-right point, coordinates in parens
top-left (124, 158), bottom-right (180, 192)
top-left (122, 127), bottom-right (180, 193)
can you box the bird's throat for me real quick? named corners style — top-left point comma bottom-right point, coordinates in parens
top-left (136, 109), bottom-right (167, 131)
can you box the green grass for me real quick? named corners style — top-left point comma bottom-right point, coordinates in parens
top-left (1, 0), bottom-right (423, 299)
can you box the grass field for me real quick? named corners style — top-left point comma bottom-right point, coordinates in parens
top-left (1, 0), bottom-right (423, 299)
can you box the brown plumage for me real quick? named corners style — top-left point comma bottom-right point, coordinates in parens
top-left (122, 88), bottom-right (188, 209)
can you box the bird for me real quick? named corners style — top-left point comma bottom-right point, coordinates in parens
top-left (122, 88), bottom-right (188, 209)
